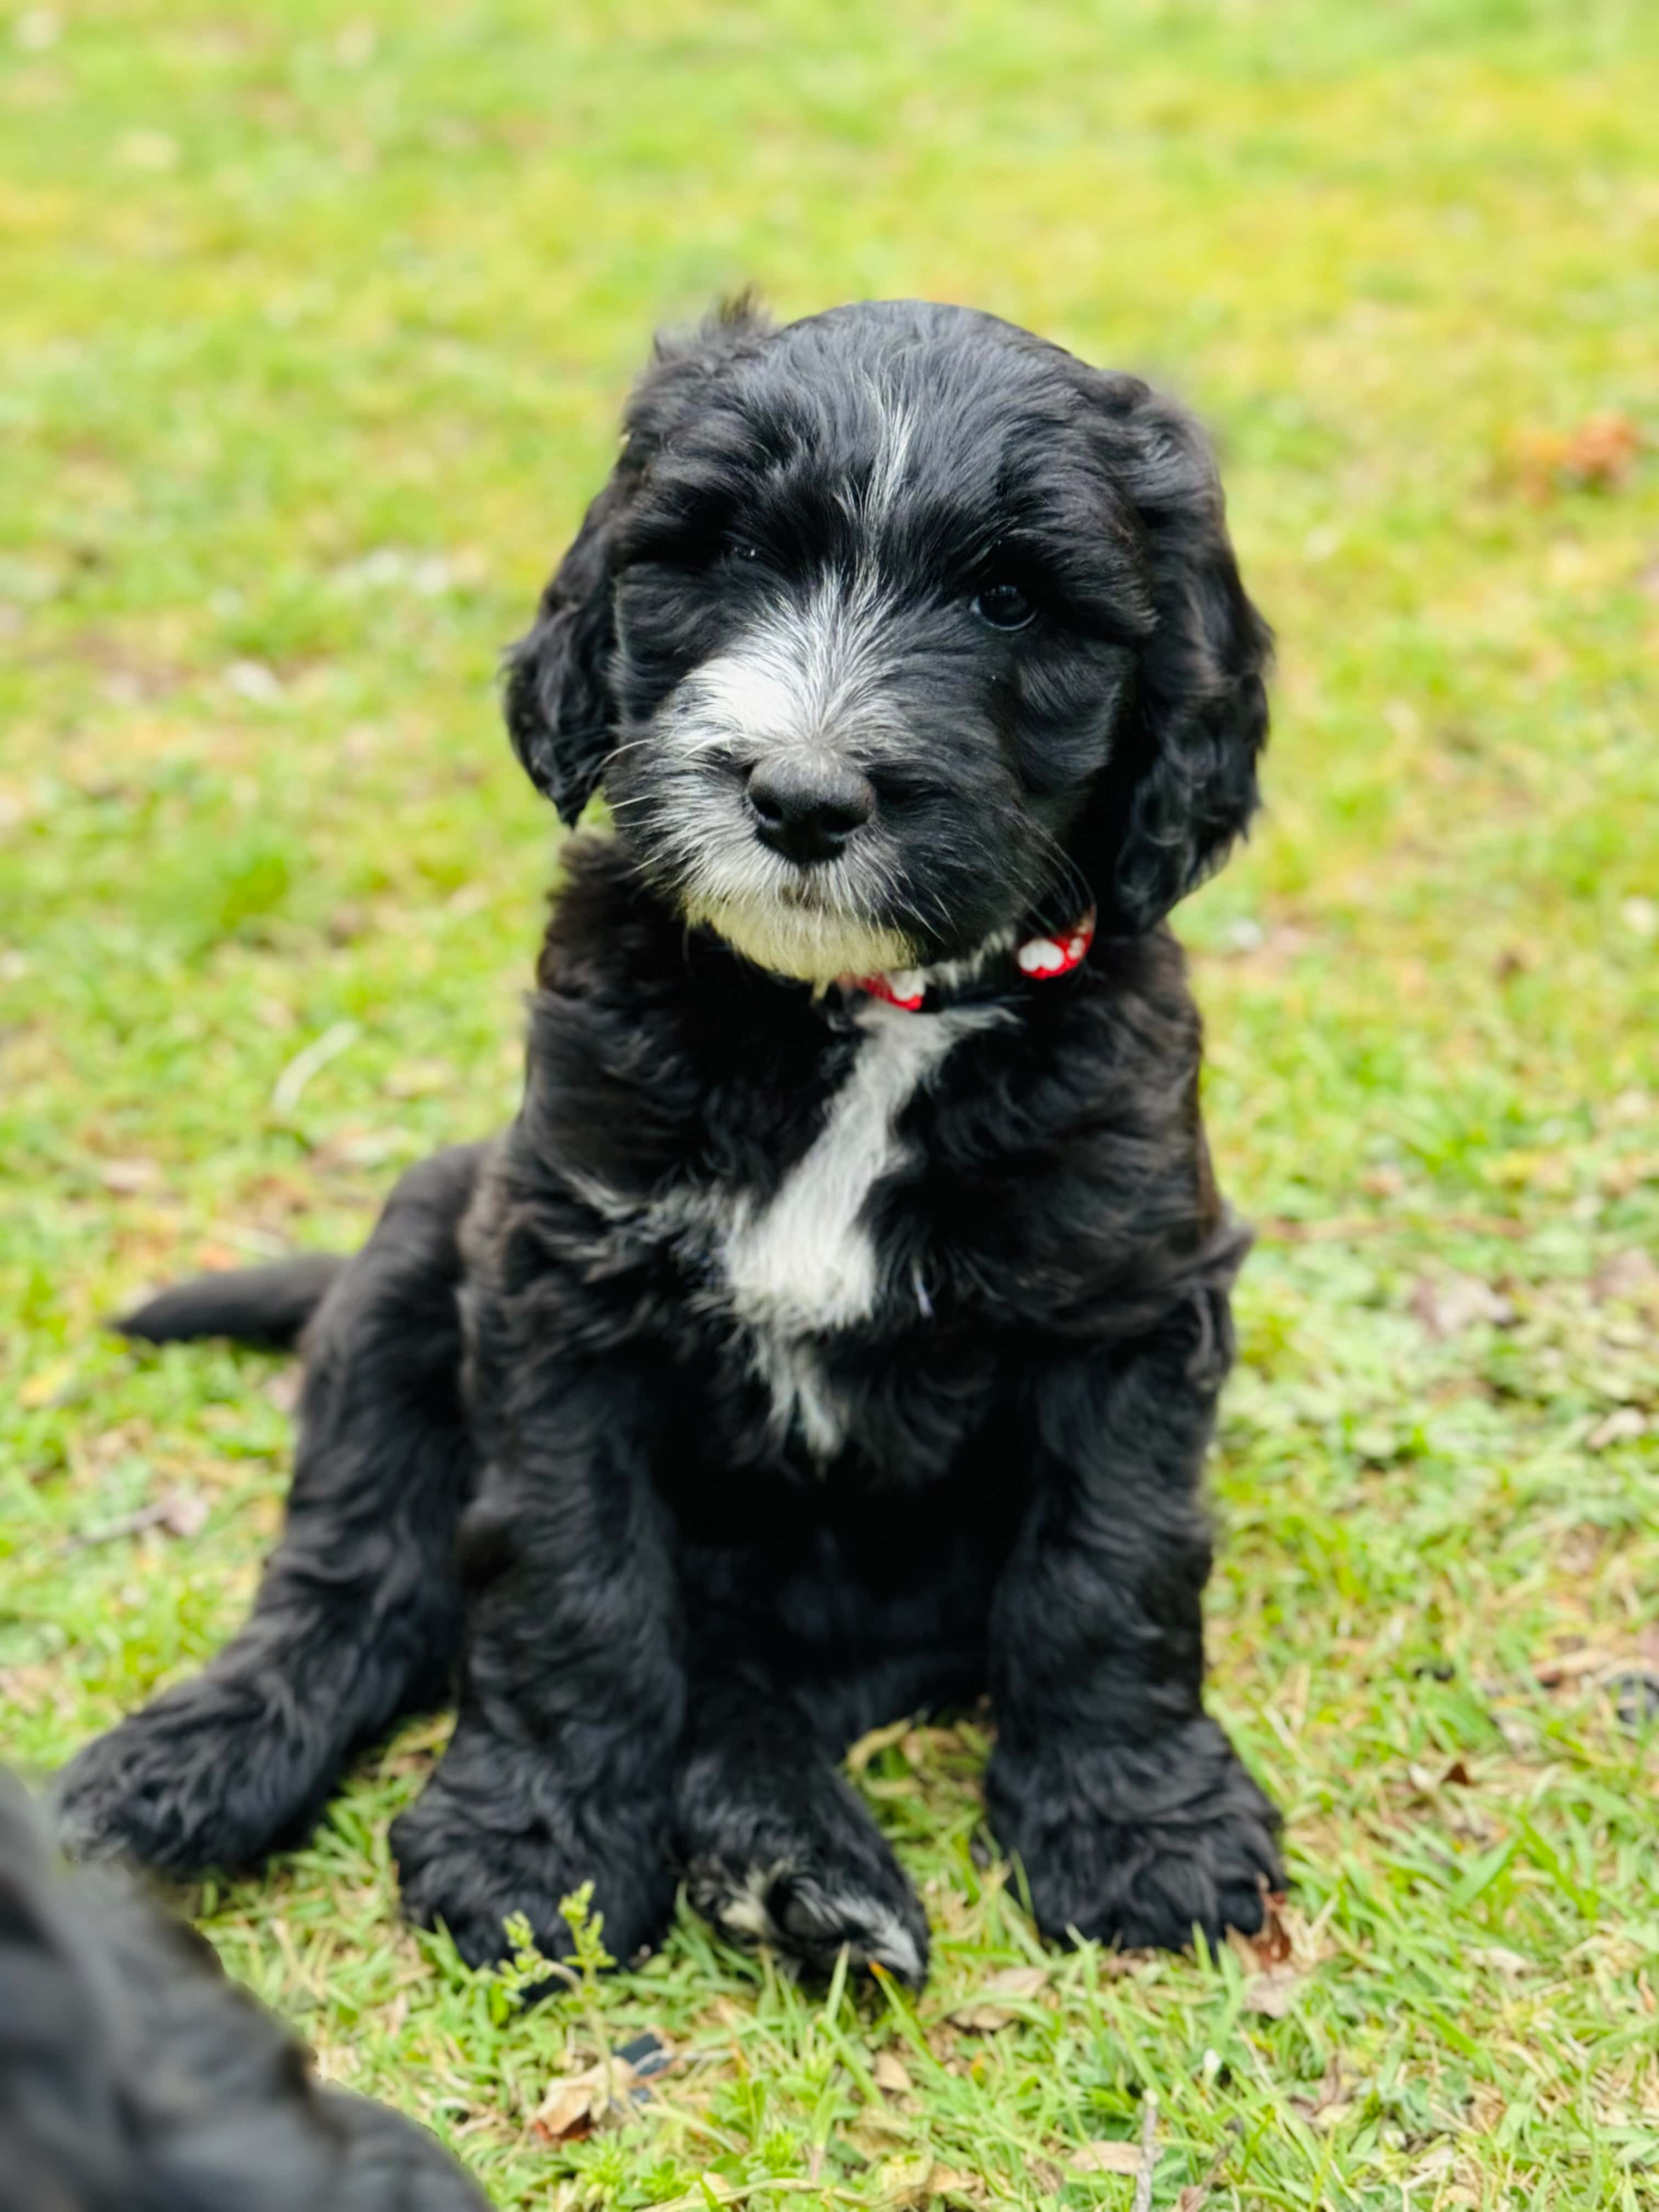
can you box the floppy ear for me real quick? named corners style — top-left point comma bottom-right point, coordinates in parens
top-left (503, 295), bottom-right (774, 825)
top-left (503, 466), bottom-right (635, 825)
top-left (1083, 383), bottom-right (1272, 934)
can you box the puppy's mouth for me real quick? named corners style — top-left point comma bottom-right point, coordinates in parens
top-left (616, 780), bottom-right (917, 981)
top-left (678, 859), bottom-right (917, 985)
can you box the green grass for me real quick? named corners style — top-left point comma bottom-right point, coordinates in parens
top-left (3, 1), bottom-right (1657, 2204)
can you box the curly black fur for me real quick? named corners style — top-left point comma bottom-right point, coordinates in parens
top-left (0, 1770), bottom-right (485, 2211)
top-left (61, 299), bottom-right (1280, 1986)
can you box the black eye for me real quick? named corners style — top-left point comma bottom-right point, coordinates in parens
top-left (973, 581), bottom-right (1034, 630)
top-left (721, 534), bottom-right (761, 566)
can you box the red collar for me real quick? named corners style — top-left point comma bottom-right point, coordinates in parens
top-left (847, 911), bottom-right (1095, 1012)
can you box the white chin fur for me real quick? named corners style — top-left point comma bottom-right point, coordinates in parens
top-left (681, 893), bottom-right (915, 984)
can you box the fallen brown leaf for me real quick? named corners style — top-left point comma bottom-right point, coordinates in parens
top-left (1411, 1272), bottom-right (1514, 1338)
top-left (949, 1962), bottom-right (1048, 2030)
top-left (531, 2073), bottom-right (601, 2142)
top-left (1587, 1407), bottom-right (1647, 1451)
top-left (158, 1488), bottom-right (209, 1538)
top-left (1242, 1966), bottom-right (1303, 2018)
top-left (1226, 1889), bottom-right (1293, 1973)
top-left (1251, 1889), bottom-right (1294, 1966)
top-left (876, 2152), bottom-right (936, 2207)
top-left (1536, 1645), bottom-right (1614, 1686)
top-left (1069, 2140), bottom-right (1142, 2174)
top-left (1511, 413), bottom-right (1644, 498)
top-left (1407, 1757), bottom-right (1473, 1797)
top-left (1470, 1945), bottom-right (1533, 1978)
top-left (1593, 1249), bottom-right (1658, 1305)
top-left (1359, 1164), bottom-right (1407, 1197)
top-left (528, 2056), bottom-right (639, 2143)
top-left (924, 2166), bottom-right (984, 2204)
top-left (872, 2049), bottom-right (913, 2095)
top-left (99, 1156), bottom-right (162, 1195)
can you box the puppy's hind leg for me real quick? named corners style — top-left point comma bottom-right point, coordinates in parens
top-left (57, 1143), bottom-right (489, 1877)
top-left (674, 1685), bottom-right (930, 1988)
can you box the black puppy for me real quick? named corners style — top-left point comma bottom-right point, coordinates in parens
top-left (61, 299), bottom-right (1280, 1988)
top-left (0, 1770), bottom-right (486, 2211)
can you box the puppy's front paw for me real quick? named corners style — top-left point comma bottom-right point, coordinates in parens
top-left (390, 1774), bottom-right (673, 1973)
top-left (687, 1850), bottom-right (930, 1987)
top-left (677, 1756), bottom-right (930, 1987)
top-left (55, 1682), bottom-right (325, 1875)
top-left (986, 1717), bottom-right (1282, 1953)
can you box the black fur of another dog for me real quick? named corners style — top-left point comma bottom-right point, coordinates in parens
top-left (0, 1770), bottom-right (486, 2211)
top-left (60, 298), bottom-right (1281, 1988)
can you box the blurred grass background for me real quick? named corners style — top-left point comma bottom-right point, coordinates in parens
top-left (2, 2), bottom-right (1656, 2207)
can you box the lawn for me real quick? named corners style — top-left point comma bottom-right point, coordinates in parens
top-left (2, 1), bottom-right (1657, 2205)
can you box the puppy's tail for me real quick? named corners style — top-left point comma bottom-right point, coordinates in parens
top-left (114, 1253), bottom-right (346, 1349)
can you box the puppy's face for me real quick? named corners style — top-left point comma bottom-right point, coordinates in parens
top-left (508, 302), bottom-right (1271, 972)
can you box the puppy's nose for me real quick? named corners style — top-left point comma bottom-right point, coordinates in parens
top-left (746, 757), bottom-right (876, 864)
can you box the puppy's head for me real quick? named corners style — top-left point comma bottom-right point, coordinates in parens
top-left (506, 298), bottom-right (1270, 980)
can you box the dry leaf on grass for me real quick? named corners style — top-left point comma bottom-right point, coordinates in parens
top-left (529, 2037), bottom-right (673, 2143)
top-left (156, 1488), bottom-right (208, 1538)
top-left (531, 2068), bottom-right (609, 2142)
top-left (1587, 1407), bottom-right (1648, 1451)
top-left (1534, 1644), bottom-right (1615, 1686)
top-left (66, 1486), bottom-right (208, 1550)
top-left (876, 2153), bottom-right (937, 2206)
top-left (1411, 1272), bottom-right (1514, 1338)
top-left (1469, 1945), bottom-right (1533, 1978)
top-left (872, 2049), bottom-right (913, 2095)
top-left (1241, 1965), bottom-right (1303, 2018)
top-left (1227, 1898), bottom-right (1313, 2015)
top-left (1069, 2140), bottom-right (1142, 2175)
top-left (99, 1156), bottom-right (162, 1194)
top-left (1509, 413), bottom-right (1644, 498)
top-left (1593, 1249), bottom-right (1658, 1306)
top-left (1227, 1889), bottom-right (1294, 1971)
top-left (949, 1962), bottom-right (1048, 2029)
top-left (1408, 1758), bottom-right (1473, 1796)
top-left (923, 2166), bottom-right (984, 2204)
top-left (878, 2161), bottom-right (984, 2207)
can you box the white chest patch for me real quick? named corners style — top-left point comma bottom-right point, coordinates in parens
top-left (718, 1000), bottom-right (1002, 1454)
top-left (561, 998), bottom-right (1006, 1461)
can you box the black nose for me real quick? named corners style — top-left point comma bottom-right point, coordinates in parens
top-left (746, 757), bottom-right (876, 864)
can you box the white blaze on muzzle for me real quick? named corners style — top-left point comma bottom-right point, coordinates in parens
top-left (652, 570), bottom-right (921, 983)
top-left (672, 567), bottom-right (899, 769)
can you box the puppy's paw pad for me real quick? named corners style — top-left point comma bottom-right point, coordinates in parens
top-left (778, 1876), bottom-right (928, 1985)
top-left (692, 1857), bottom-right (929, 1985)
